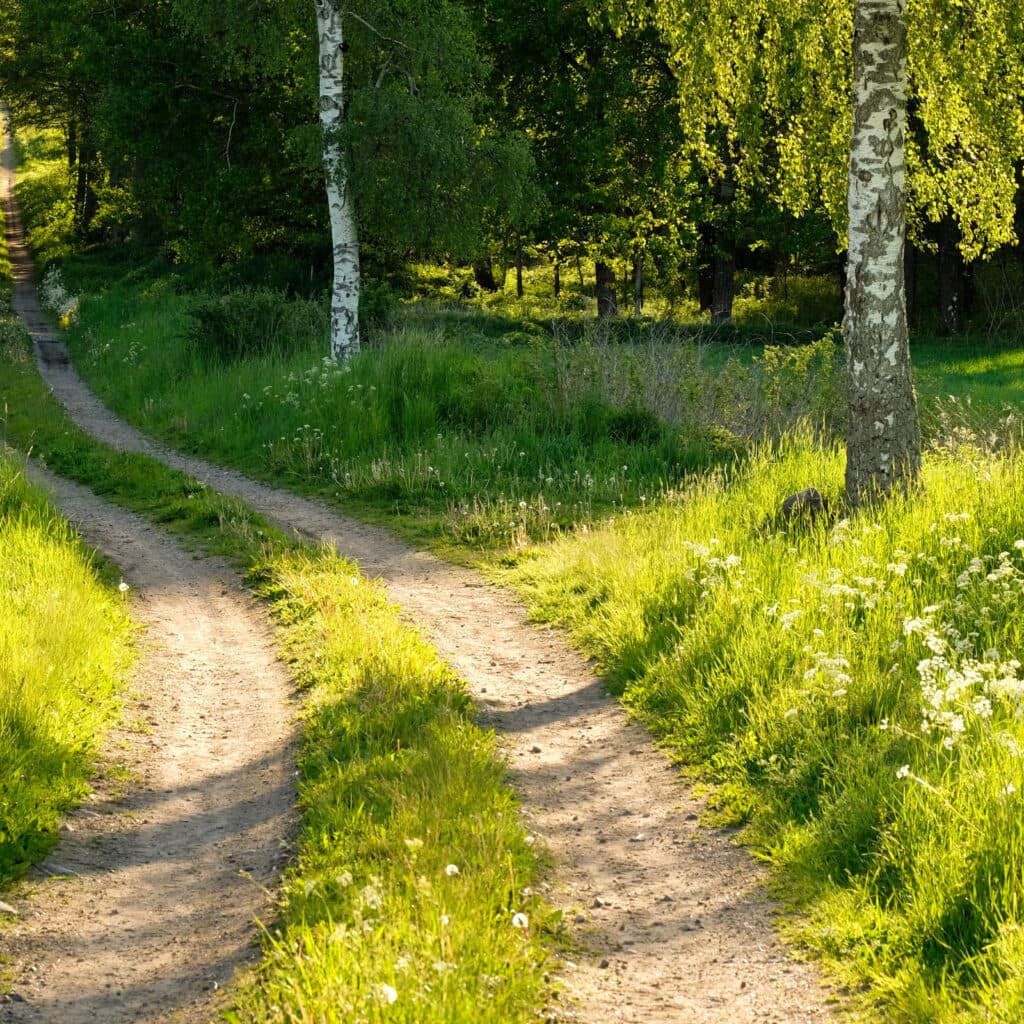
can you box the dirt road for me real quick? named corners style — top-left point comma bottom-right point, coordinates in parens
top-left (2, 107), bottom-right (832, 1022)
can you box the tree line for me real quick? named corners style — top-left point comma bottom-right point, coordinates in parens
top-left (2, 0), bottom-right (1024, 502)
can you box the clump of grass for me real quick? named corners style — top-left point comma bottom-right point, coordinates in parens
top-left (498, 426), bottom-right (1024, 1020)
top-left (0, 456), bottom-right (134, 884)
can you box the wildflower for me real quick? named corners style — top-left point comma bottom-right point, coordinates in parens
top-left (1002, 783), bottom-right (1017, 796)
top-left (1015, 540), bottom-right (1024, 550)
top-left (784, 707), bottom-right (799, 718)
top-left (445, 864), bottom-right (460, 877)
top-left (403, 838), bottom-right (423, 850)
top-left (379, 983), bottom-right (398, 1004)
top-left (896, 764), bottom-right (911, 779)
top-left (118, 581), bottom-right (130, 593)
top-left (512, 912), bottom-right (529, 929)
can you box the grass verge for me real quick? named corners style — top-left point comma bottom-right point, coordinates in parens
top-left (498, 429), bottom-right (1024, 1023)
top-left (0, 296), bottom-right (555, 1019)
top-left (0, 451), bottom-right (134, 887)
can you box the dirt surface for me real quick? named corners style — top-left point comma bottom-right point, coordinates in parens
top-left (2, 112), bottom-right (834, 1021)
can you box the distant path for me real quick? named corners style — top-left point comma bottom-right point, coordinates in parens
top-left (2, 111), bottom-right (832, 1022)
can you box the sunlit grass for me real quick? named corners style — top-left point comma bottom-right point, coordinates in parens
top-left (0, 455), bottom-right (134, 885)
top-left (498, 429), bottom-right (1024, 1021)
top-left (227, 547), bottom-right (555, 1022)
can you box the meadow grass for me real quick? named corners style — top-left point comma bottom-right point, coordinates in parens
top-left (498, 429), bottom-right (1024, 1022)
top-left (0, 300), bottom-right (555, 1019)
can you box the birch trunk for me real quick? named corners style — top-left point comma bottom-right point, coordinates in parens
top-left (843, 0), bottom-right (920, 506)
top-left (315, 0), bottom-right (360, 360)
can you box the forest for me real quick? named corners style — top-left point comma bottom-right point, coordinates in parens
top-left (3, 2), bottom-right (1024, 1023)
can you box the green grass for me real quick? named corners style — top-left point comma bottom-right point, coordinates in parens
top-left (228, 548), bottom-right (555, 1022)
top-left (0, 285), bottom-right (555, 1019)
top-left (497, 430), bottom-right (1024, 1022)
top-left (0, 453), bottom-right (134, 886)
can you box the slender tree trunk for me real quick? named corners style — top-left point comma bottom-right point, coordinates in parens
top-left (710, 178), bottom-right (736, 323)
top-left (315, 0), bottom-right (360, 360)
top-left (937, 214), bottom-right (963, 335)
top-left (67, 117), bottom-right (77, 168)
top-left (515, 240), bottom-right (524, 298)
top-left (710, 223), bottom-right (736, 322)
top-left (632, 251), bottom-right (644, 316)
top-left (553, 259), bottom-right (561, 298)
top-left (595, 260), bottom-right (617, 317)
top-left (697, 224), bottom-right (714, 313)
top-left (575, 253), bottom-right (585, 290)
top-left (843, 0), bottom-right (920, 506)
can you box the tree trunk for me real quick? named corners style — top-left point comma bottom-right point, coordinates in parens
top-left (74, 143), bottom-right (99, 237)
top-left (67, 117), bottom-right (77, 168)
top-left (632, 251), bottom-right (644, 316)
top-left (473, 256), bottom-right (498, 291)
top-left (315, 0), bottom-right (360, 360)
top-left (595, 261), bottom-right (617, 317)
top-left (843, 0), bottom-right (920, 506)
top-left (710, 178), bottom-right (736, 323)
top-left (710, 223), bottom-right (736, 323)
top-left (937, 214), bottom-right (963, 335)
top-left (515, 241), bottom-right (524, 298)
top-left (697, 224), bottom-right (714, 312)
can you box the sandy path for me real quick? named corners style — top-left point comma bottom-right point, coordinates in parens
top-left (2, 113), bottom-right (832, 1021)
top-left (1, 118), bottom-right (297, 1022)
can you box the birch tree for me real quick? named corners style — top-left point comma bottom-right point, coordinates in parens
top-left (314, 0), bottom-right (360, 360)
top-left (843, 0), bottom-right (919, 503)
top-left (610, 0), bottom-right (1024, 504)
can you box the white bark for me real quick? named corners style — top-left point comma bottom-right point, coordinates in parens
top-left (843, 0), bottom-right (920, 505)
top-left (315, 0), bottom-right (360, 360)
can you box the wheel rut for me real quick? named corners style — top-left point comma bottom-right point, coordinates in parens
top-left (2, 111), bottom-right (833, 1021)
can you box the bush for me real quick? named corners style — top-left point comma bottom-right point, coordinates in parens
top-left (185, 288), bottom-right (325, 364)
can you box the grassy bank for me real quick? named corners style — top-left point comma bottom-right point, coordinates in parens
top-left (0, 451), bottom-right (134, 887)
top-left (0, 302), bottom-right (554, 1018)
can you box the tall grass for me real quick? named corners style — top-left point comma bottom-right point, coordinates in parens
top-left (0, 456), bottom-right (134, 885)
top-left (498, 428), bottom-right (1024, 1021)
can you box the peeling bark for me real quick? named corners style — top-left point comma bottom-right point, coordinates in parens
top-left (843, 0), bottom-right (921, 506)
top-left (315, 0), bottom-right (360, 360)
